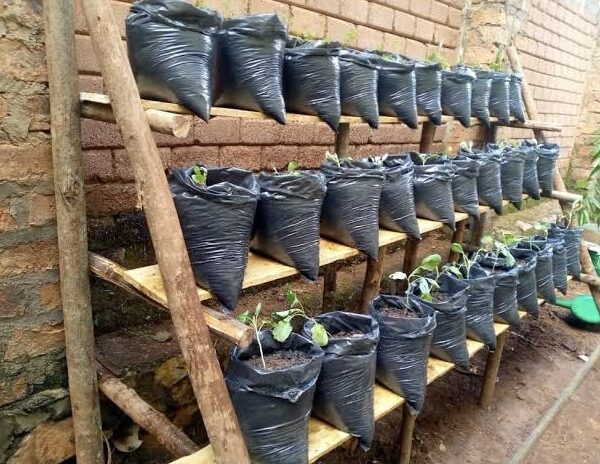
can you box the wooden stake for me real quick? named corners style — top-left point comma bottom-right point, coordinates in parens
top-left (358, 247), bottom-right (386, 313)
top-left (479, 331), bottom-right (508, 409)
top-left (80, 2), bottom-right (250, 463)
top-left (419, 121), bottom-right (436, 153)
top-left (397, 404), bottom-right (417, 464)
top-left (470, 211), bottom-right (488, 248)
top-left (42, 2), bottom-right (104, 463)
top-left (448, 220), bottom-right (467, 262)
top-left (335, 122), bottom-right (350, 156)
top-left (322, 263), bottom-right (338, 311)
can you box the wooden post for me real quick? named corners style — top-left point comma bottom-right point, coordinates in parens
top-left (470, 211), bottom-right (488, 248)
top-left (358, 247), bottom-right (386, 313)
top-left (42, 2), bottom-right (105, 463)
top-left (397, 404), bottom-right (417, 464)
top-left (419, 121), bottom-right (436, 153)
top-left (80, 2), bottom-right (250, 463)
top-left (448, 220), bottom-right (467, 262)
top-left (579, 242), bottom-right (600, 311)
top-left (485, 125), bottom-right (498, 144)
top-left (322, 263), bottom-right (338, 311)
top-left (335, 122), bottom-right (351, 156)
top-left (479, 331), bottom-right (508, 409)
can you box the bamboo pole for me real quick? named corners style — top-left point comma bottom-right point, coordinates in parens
top-left (42, 1), bottom-right (105, 463)
top-left (80, 2), bottom-right (250, 463)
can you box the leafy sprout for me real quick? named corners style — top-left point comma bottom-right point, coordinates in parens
top-left (576, 127), bottom-right (600, 226)
top-left (271, 290), bottom-right (328, 347)
top-left (533, 221), bottom-right (548, 238)
top-left (369, 154), bottom-right (388, 166)
top-left (237, 303), bottom-right (268, 369)
top-left (425, 42), bottom-right (449, 70)
top-left (459, 140), bottom-right (474, 153)
top-left (488, 46), bottom-right (505, 71)
top-left (191, 165), bottom-right (207, 186)
top-left (287, 160), bottom-right (299, 173)
top-left (324, 151), bottom-right (351, 168)
top-left (389, 254), bottom-right (442, 302)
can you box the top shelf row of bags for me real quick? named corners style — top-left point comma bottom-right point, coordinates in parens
top-left (127, 0), bottom-right (526, 131)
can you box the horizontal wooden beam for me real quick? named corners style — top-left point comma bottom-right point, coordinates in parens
top-left (549, 190), bottom-right (582, 203)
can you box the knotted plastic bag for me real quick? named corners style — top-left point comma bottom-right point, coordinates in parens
top-left (169, 166), bottom-right (259, 310)
top-left (370, 294), bottom-right (436, 414)
top-left (126, 0), bottom-right (222, 121)
top-left (441, 66), bottom-right (476, 127)
top-left (536, 143), bottom-right (560, 196)
top-left (549, 224), bottom-right (583, 278)
top-left (476, 254), bottom-right (521, 327)
top-left (510, 248), bottom-right (539, 317)
top-left (520, 141), bottom-right (541, 200)
top-left (457, 147), bottom-right (503, 214)
top-left (217, 14), bottom-right (287, 123)
top-left (376, 56), bottom-right (418, 128)
top-left (252, 171), bottom-right (327, 281)
top-left (339, 49), bottom-right (379, 128)
top-left (515, 239), bottom-right (556, 304)
top-left (449, 157), bottom-right (480, 219)
top-left (510, 73), bottom-right (526, 122)
top-left (303, 312), bottom-right (379, 450)
top-left (488, 72), bottom-right (511, 124)
top-left (225, 332), bottom-right (324, 464)
top-left (472, 70), bottom-right (492, 126)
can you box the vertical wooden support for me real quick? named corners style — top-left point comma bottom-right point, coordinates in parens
top-left (397, 238), bottom-right (420, 293)
top-left (419, 121), bottom-right (436, 153)
top-left (358, 247), bottom-right (386, 313)
top-left (470, 210), bottom-right (488, 248)
top-left (485, 125), bottom-right (498, 144)
top-left (335, 122), bottom-right (351, 156)
top-left (322, 263), bottom-right (338, 311)
top-left (479, 331), bottom-right (508, 409)
top-left (42, 2), bottom-right (105, 463)
top-left (80, 2), bottom-right (250, 463)
top-left (448, 220), bottom-right (468, 262)
top-left (397, 404), bottom-right (417, 464)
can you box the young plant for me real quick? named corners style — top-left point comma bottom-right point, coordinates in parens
top-left (488, 46), bottom-right (505, 71)
top-left (425, 42), bottom-right (449, 70)
top-left (271, 290), bottom-right (328, 347)
top-left (237, 303), bottom-right (268, 369)
top-left (533, 221), bottom-right (548, 238)
top-left (369, 154), bottom-right (388, 166)
top-left (324, 151), bottom-right (351, 168)
top-left (446, 241), bottom-right (489, 279)
top-left (191, 165), bottom-right (207, 186)
top-left (390, 254), bottom-right (442, 302)
top-left (287, 160), bottom-right (299, 173)
top-left (458, 140), bottom-right (474, 153)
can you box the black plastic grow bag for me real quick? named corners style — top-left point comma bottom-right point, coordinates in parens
top-left (548, 237), bottom-right (568, 295)
top-left (472, 71), bottom-right (492, 126)
top-left (252, 171), bottom-right (327, 281)
top-left (225, 332), bottom-right (323, 464)
top-left (510, 73), bottom-right (526, 122)
top-left (536, 143), bottom-right (560, 196)
top-left (370, 294), bottom-right (436, 414)
top-left (409, 274), bottom-right (470, 370)
top-left (521, 142), bottom-right (541, 200)
top-left (339, 50), bottom-right (379, 128)
top-left (549, 224), bottom-right (583, 278)
top-left (126, 0), bottom-right (222, 122)
top-left (510, 248), bottom-right (539, 317)
top-left (412, 60), bottom-right (443, 124)
top-left (283, 42), bottom-right (341, 131)
top-left (320, 160), bottom-right (384, 259)
top-left (499, 146), bottom-right (526, 208)
top-left (515, 239), bottom-right (556, 304)
top-left (449, 157), bottom-right (480, 219)
top-left (441, 66), bottom-right (476, 127)
top-left (477, 254), bottom-right (521, 327)
top-left (487, 72), bottom-right (511, 124)
top-left (170, 166), bottom-right (259, 310)
top-left (376, 57), bottom-right (418, 128)
top-left (216, 14), bottom-right (287, 123)
top-left (302, 312), bottom-right (379, 450)
top-left (457, 148), bottom-right (503, 214)
top-left (377, 155), bottom-right (421, 239)
top-left (411, 153), bottom-right (456, 230)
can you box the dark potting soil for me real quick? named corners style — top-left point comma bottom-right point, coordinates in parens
top-left (329, 330), bottom-right (365, 339)
top-left (431, 291), bottom-right (450, 303)
top-left (377, 305), bottom-right (419, 318)
top-left (245, 350), bottom-right (313, 370)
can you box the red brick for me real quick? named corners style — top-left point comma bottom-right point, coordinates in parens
top-left (297, 146), bottom-right (327, 168)
top-left (4, 323), bottom-right (65, 361)
top-left (433, 23), bottom-right (459, 47)
top-left (413, 18), bottom-right (435, 42)
top-left (240, 120), bottom-right (282, 144)
top-left (382, 33), bottom-right (406, 53)
top-left (393, 10), bottom-right (416, 35)
top-left (194, 117), bottom-right (241, 145)
top-left (83, 149), bottom-right (113, 182)
top-left (261, 145), bottom-right (300, 170)
top-left (86, 183), bottom-right (139, 217)
top-left (249, 0), bottom-right (290, 23)
top-left (74, 0), bottom-right (130, 38)
top-left (78, 75), bottom-right (104, 93)
top-left (370, 125), bottom-right (420, 144)
top-left (306, 0), bottom-right (340, 15)
top-left (0, 240), bottom-right (59, 278)
top-left (289, 6), bottom-right (326, 38)
top-left (367, 3), bottom-right (395, 31)
top-left (326, 18), bottom-right (357, 46)
top-left (114, 148), bottom-right (170, 181)
top-left (430, 1), bottom-right (449, 23)
top-left (349, 123), bottom-right (372, 144)
top-left (384, 0), bottom-right (410, 10)
top-left (356, 25), bottom-right (384, 50)
top-left (81, 119), bottom-right (123, 148)
top-left (0, 199), bottom-right (17, 233)
top-left (0, 285), bottom-right (26, 318)
top-left (280, 122), bottom-right (315, 145)
top-left (220, 146), bottom-right (262, 171)
top-left (404, 39), bottom-right (427, 59)
top-left (0, 145), bottom-right (53, 183)
top-left (314, 123), bottom-right (337, 145)
top-left (203, 0), bottom-right (249, 18)
top-left (170, 146), bottom-right (220, 168)
top-left (29, 194), bottom-right (56, 227)
top-left (340, 0), bottom-right (369, 23)
top-left (409, 0), bottom-right (432, 17)
top-left (0, 373), bottom-right (28, 407)
top-left (38, 281), bottom-right (62, 311)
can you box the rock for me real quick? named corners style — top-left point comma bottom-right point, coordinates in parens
top-left (151, 330), bottom-right (172, 343)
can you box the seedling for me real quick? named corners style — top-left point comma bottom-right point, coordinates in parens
top-left (459, 140), bottom-right (474, 153)
top-left (271, 290), bottom-right (328, 347)
top-left (533, 221), bottom-right (549, 238)
top-left (191, 165), bottom-right (207, 186)
top-left (237, 303), bottom-right (268, 369)
top-left (369, 154), bottom-right (388, 166)
top-left (287, 160), bottom-right (299, 173)
top-left (425, 42), bottom-right (449, 70)
top-left (390, 254), bottom-right (442, 302)
top-left (478, 233), bottom-right (516, 270)
top-left (488, 46), bottom-right (505, 71)
top-left (324, 151), bottom-right (351, 168)
top-left (446, 242), bottom-right (485, 279)
top-left (415, 152), bottom-right (444, 165)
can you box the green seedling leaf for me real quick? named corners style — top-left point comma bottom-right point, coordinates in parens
top-left (311, 323), bottom-right (328, 347)
top-left (421, 291), bottom-right (433, 302)
top-left (389, 271), bottom-right (407, 281)
top-left (420, 254), bottom-right (442, 271)
top-left (254, 302), bottom-right (262, 316)
top-left (450, 243), bottom-right (464, 254)
top-left (287, 160), bottom-right (298, 173)
top-left (325, 151), bottom-right (341, 167)
top-left (481, 235), bottom-right (494, 247)
top-left (272, 310), bottom-right (290, 321)
top-left (236, 310), bottom-right (249, 323)
top-left (286, 289), bottom-right (297, 306)
top-left (418, 278), bottom-right (431, 297)
top-left (272, 319), bottom-right (293, 343)
top-left (446, 265), bottom-right (463, 278)
top-left (191, 165), bottom-right (207, 185)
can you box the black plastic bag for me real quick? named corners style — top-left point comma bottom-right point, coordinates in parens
top-left (510, 248), bottom-right (539, 317)
top-left (126, 0), bottom-right (222, 121)
top-left (521, 142), bottom-right (541, 200)
top-left (339, 49), bottom-right (379, 128)
top-left (499, 146), bottom-right (526, 208)
top-left (376, 57), bottom-right (418, 128)
top-left (515, 239), bottom-right (556, 304)
top-left (477, 254), bottom-right (521, 327)
top-left (441, 66), bottom-right (476, 127)
top-left (320, 160), bottom-right (384, 259)
top-left (456, 263), bottom-right (497, 351)
top-left (450, 157), bottom-right (480, 219)
top-left (170, 167), bottom-right (259, 310)
top-left (283, 42), bottom-right (341, 131)
top-left (457, 148), bottom-right (503, 214)
top-left (369, 294), bottom-right (436, 414)
top-left (411, 153), bottom-right (456, 230)
top-left (510, 73), bottom-right (526, 122)
top-left (302, 312), bottom-right (379, 450)
top-left (409, 274), bottom-right (470, 370)
top-left (548, 237), bottom-right (568, 295)
top-left (252, 171), bottom-right (327, 281)
top-left (412, 60), bottom-right (443, 124)
top-left (472, 71), bottom-right (492, 126)
top-left (488, 72), bottom-right (511, 124)
top-left (225, 332), bottom-right (323, 464)
top-left (549, 224), bottom-right (583, 278)
top-left (377, 155), bottom-right (421, 239)
top-left (217, 14), bottom-right (287, 123)
top-left (536, 143), bottom-right (560, 196)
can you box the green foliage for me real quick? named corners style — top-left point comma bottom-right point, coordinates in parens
top-left (389, 254), bottom-right (442, 301)
top-left (287, 160), bottom-right (299, 173)
top-left (271, 290), bottom-right (328, 347)
top-left (487, 46), bottom-right (505, 71)
top-left (324, 151), bottom-right (351, 167)
top-left (577, 131), bottom-right (600, 225)
top-left (342, 29), bottom-right (357, 45)
top-left (369, 154), bottom-right (388, 166)
top-left (237, 303), bottom-right (267, 369)
top-left (191, 165), bottom-right (207, 186)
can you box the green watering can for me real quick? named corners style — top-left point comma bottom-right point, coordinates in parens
top-left (555, 295), bottom-right (600, 325)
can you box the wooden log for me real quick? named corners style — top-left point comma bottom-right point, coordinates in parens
top-left (88, 253), bottom-right (253, 347)
top-left (358, 247), bottom-right (386, 313)
top-left (549, 190), bottom-right (582, 203)
top-left (470, 211), bottom-right (488, 248)
top-left (397, 404), bottom-right (417, 464)
top-left (485, 125), bottom-right (498, 144)
top-left (335, 122), bottom-right (350, 156)
top-left (448, 220), bottom-right (467, 262)
top-left (322, 263), bottom-right (338, 311)
top-left (419, 121), bottom-right (436, 153)
top-left (42, 2), bottom-right (105, 463)
top-left (479, 331), bottom-right (508, 409)
top-left (97, 363), bottom-right (199, 457)
top-left (81, 101), bottom-right (192, 138)
top-left (80, 2), bottom-right (250, 463)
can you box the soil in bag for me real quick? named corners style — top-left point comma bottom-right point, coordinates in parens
top-left (536, 143), bottom-right (560, 196)
top-left (449, 157), bottom-right (480, 219)
top-left (455, 263), bottom-right (497, 351)
top-left (411, 153), bottom-right (456, 230)
top-left (216, 14), bottom-right (287, 123)
top-left (169, 166), bottom-right (259, 310)
top-left (476, 254), bottom-right (521, 327)
top-left (515, 239), bottom-right (556, 304)
top-left (376, 155), bottom-right (421, 239)
top-left (302, 312), bottom-right (379, 450)
top-left (252, 170), bottom-right (327, 281)
top-left (441, 65), bottom-right (476, 127)
top-left (225, 331), bottom-right (323, 464)
top-left (370, 294), bottom-right (436, 414)
top-left (126, 0), bottom-right (222, 121)
top-left (488, 72), bottom-right (511, 124)
top-left (409, 274), bottom-right (470, 370)
top-left (283, 41), bottom-right (341, 131)
top-left (549, 223), bottom-right (583, 278)
top-left (472, 70), bottom-right (492, 126)
top-left (339, 49), bottom-right (379, 128)
top-left (510, 73), bottom-right (526, 122)
top-left (520, 141), bottom-right (541, 200)
top-left (320, 160), bottom-right (384, 259)
top-left (457, 147), bottom-right (503, 214)
top-left (498, 145), bottom-right (526, 208)
top-left (509, 248), bottom-right (539, 317)
top-left (375, 55), bottom-right (418, 128)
